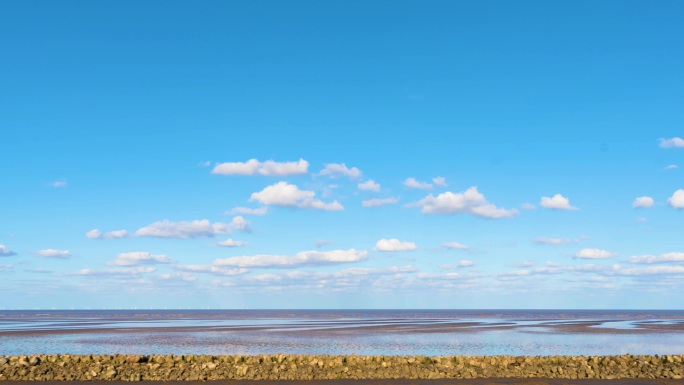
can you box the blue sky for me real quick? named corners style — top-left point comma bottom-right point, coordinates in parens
top-left (1, 1), bottom-right (684, 309)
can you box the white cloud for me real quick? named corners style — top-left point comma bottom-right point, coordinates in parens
top-left (574, 248), bottom-right (617, 259)
top-left (636, 217), bottom-right (648, 223)
top-left (667, 189), bottom-right (684, 208)
top-left (159, 273), bottom-right (197, 282)
top-left (458, 260), bottom-right (474, 267)
top-left (211, 159), bottom-right (309, 176)
top-left (362, 197), bottom-right (399, 207)
top-left (213, 249), bottom-right (367, 268)
top-left (76, 267), bottom-right (156, 276)
top-left (521, 203), bottom-right (536, 210)
top-left (403, 178), bottom-right (433, 190)
top-left (665, 164), bottom-right (678, 170)
top-left (319, 163), bottom-right (362, 178)
top-left (540, 194), bottom-right (577, 210)
top-left (0, 244), bottom-right (17, 257)
top-left (415, 186), bottom-right (519, 218)
top-left (416, 272), bottom-right (460, 280)
top-left (614, 265), bottom-right (684, 276)
top-left (226, 206), bottom-right (268, 216)
top-left (535, 237), bottom-right (578, 245)
top-left (632, 196), bottom-right (654, 208)
top-left (357, 180), bottom-right (380, 192)
top-left (36, 249), bottom-right (71, 259)
top-left (334, 265), bottom-right (417, 277)
top-left (659, 137), bottom-right (684, 148)
top-left (175, 265), bottom-right (248, 276)
top-left (217, 238), bottom-right (247, 247)
top-left (374, 238), bottom-right (417, 252)
top-left (199, 161), bottom-right (212, 167)
top-left (0, 264), bottom-right (14, 272)
top-left (249, 181), bottom-right (343, 211)
top-left (627, 252), bottom-right (684, 264)
top-left (135, 217), bottom-right (249, 239)
top-left (499, 267), bottom-right (561, 278)
top-left (107, 252), bottom-right (173, 266)
top-left (441, 242), bottom-right (469, 250)
top-left (86, 229), bottom-right (129, 239)
top-left (49, 180), bottom-right (67, 188)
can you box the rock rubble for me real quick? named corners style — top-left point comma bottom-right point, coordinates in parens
top-left (0, 354), bottom-right (682, 381)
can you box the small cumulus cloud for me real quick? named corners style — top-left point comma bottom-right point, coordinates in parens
top-left (107, 252), bottom-right (173, 266)
top-left (362, 197), bottom-right (399, 207)
top-left (665, 164), bottom-right (678, 170)
top-left (441, 242), bottom-right (469, 250)
top-left (667, 189), bottom-right (684, 208)
top-left (250, 181), bottom-right (343, 211)
top-left (226, 206), bottom-right (268, 216)
top-left (535, 237), bottom-right (578, 245)
top-left (213, 249), bottom-right (367, 268)
top-left (540, 194), bottom-right (577, 210)
top-left (0, 244), bottom-right (17, 257)
top-left (159, 273), bottom-right (197, 282)
top-left (136, 217), bottom-right (249, 239)
top-left (498, 267), bottom-right (561, 278)
top-left (357, 180), bottom-right (380, 192)
top-left (415, 187), bottom-right (518, 218)
top-left (319, 163), bottom-right (362, 179)
top-left (403, 177), bottom-right (446, 190)
top-left (659, 137), bottom-right (684, 148)
top-left (374, 238), bottom-right (417, 252)
top-left (632, 196), bottom-right (654, 208)
top-left (627, 252), bottom-right (684, 264)
top-left (35, 249), bottom-right (71, 259)
top-left (86, 229), bottom-right (129, 239)
top-left (574, 248), bottom-right (617, 259)
top-left (211, 159), bottom-right (309, 176)
top-left (217, 238), bottom-right (247, 248)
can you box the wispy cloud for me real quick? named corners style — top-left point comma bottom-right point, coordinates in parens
top-left (665, 164), bottom-right (678, 170)
top-left (440, 260), bottom-right (475, 269)
top-left (136, 217), bottom-right (249, 239)
top-left (535, 237), bottom-right (578, 245)
top-left (49, 180), bottom-right (67, 188)
top-left (441, 242), bottom-right (469, 250)
top-left (540, 194), bottom-right (577, 210)
top-left (86, 229), bottom-right (129, 239)
top-left (250, 182), bottom-right (343, 211)
top-left (415, 186), bottom-right (518, 218)
top-left (75, 267), bottom-right (156, 276)
top-left (213, 249), bottom-right (367, 268)
top-left (35, 249), bottom-right (71, 259)
top-left (107, 251), bottom-right (173, 266)
top-left (362, 197), bottom-right (399, 207)
top-left (226, 206), bottom-right (268, 216)
top-left (175, 265), bottom-right (248, 276)
top-left (374, 238), bottom-right (416, 252)
top-left (212, 159), bottom-right (309, 176)
top-left (319, 163), bottom-right (362, 178)
top-left (627, 252), bottom-right (684, 264)
top-left (521, 203), bottom-right (536, 210)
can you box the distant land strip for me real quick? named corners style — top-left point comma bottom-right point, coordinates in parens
top-left (0, 354), bottom-right (683, 381)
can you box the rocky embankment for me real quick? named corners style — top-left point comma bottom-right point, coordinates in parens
top-left (0, 354), bottom-right (683, 381)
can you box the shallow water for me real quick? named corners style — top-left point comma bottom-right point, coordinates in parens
top-left (1, 310), bottom-right (683, 356)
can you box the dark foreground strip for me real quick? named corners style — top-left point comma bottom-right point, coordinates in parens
top-left (1, 380), bottom-right (682, 385)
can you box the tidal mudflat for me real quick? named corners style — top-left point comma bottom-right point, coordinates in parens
top-left (1, 310), bottom-right (683, 356)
